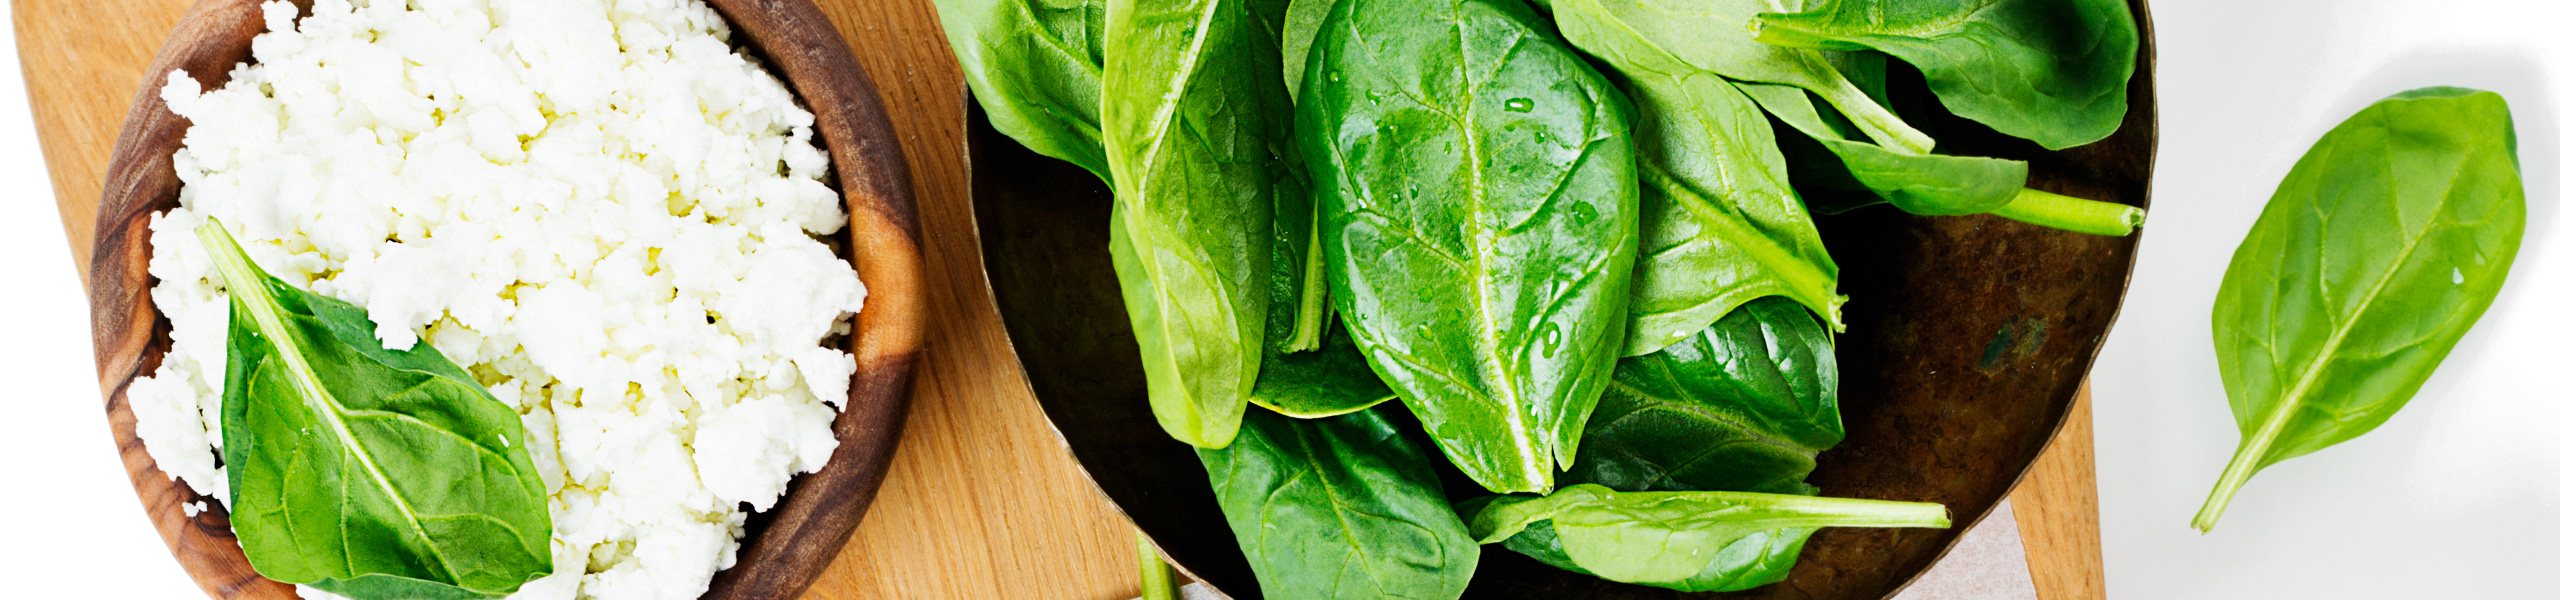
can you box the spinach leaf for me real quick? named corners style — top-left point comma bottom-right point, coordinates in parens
top-left (1553, 0), bottom-right (1930, 155)
top-left (2194, 87), bottom-right (2526, 532)
top-left (1552, 0), bottom-right (1847, 354)
top-left (1752, 0), bottom-right (2140, 150)
top-left (1265, 94), bottom-right (1330, 356)
top-left (1200, 407), bottom-right (1479, 600)
top-left (1740, 80), bottom-right (2028, 215)
top-left (1101, 0), bottom-right (1297, 448)
top-left (1462, 485), bottom-right (1947, 590)
top-left (1252, 144), bottom-right (1384, 418)
top-left (1251, 317), bottom-right (1397, 418)
top-left (1566, 297), bottom-right (1842, 496)
top-left (1494, 299), bottom-right (1838, 592)
top-left (197, 222), bottom-right (551, 599)
top-left (1282, 0), bottom-right (1341, 101)
top-left (1299, 0), bottom-right (1640, 493)
top-left (1503, 519), bottom-right (1815, 593)
top-left (1825, 49), bottom-right (1894, 115)
top-left (938, 0), bottom-right (1112, 182)
top-left (1737, 80), bottom-right (2144, 236)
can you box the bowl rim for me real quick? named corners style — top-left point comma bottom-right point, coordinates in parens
top-left (81, 1), bottom-right (928, 598)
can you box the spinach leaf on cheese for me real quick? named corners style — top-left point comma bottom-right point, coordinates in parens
top-left (1552, 0), bottom-right (1847, 353)
top-left (199, 221), bottom-right (552, 600)
top-left (1752, 0), bottom-right (2140, 150)
top-left (1100, 0), bottom-right (1298, 448)
top-left (2194, 87), bottom-right (2526, 532)
top-left (1298, 0), bottom-right (1640, 494)
top-left (1200, 407), bottom-right (1479, 600)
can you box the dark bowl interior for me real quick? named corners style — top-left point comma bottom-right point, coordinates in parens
top-left (968, 0), bottom-right (2154, 596)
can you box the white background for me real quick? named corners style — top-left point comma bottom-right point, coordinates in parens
top-left (0, 0), bottom-right (210, 596)
top-left (4, 0), bottom-right (2558, 598)
top-left (2095, 0), bottom-right (2560, 598)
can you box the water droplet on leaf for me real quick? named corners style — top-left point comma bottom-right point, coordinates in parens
top-left (1505, 98), bottom-right (1535, 112)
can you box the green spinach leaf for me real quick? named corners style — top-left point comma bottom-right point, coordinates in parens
top-left (1251, 317), bottom-right (1397, 418)
top-left (1201, 407), bottom-right (1479, 600)
top-left (1566, 297), bottom-right (1842, 496)
top-left (1503, 519), bottom-right (1814, 592)
top-left (1463, 485), bottom-right (1947, 590)
top-left (1751, 0), bottom-right (2139, 150)
top-left (1282, 0), bottom-right (1341, 101)
top-left (1553, 0), bottom-right (1847, 354)
top-left (1740, 80), bottom-right (2028, 215)
top-left (1552, 0), bottom-right (1930, 155)
top-left (1299, 0), bottom-right (1640, 493)
top-left (938, 0), bottom-right (1112, 182)
top-left (1101, 0), bottom-right (1297, 448)
top-left (2194, 87), bottom-right (2526, 532)
top-left (199, 222), bottom-right (551, 600)
top-left (1825, 49), bottom-right (1894, 115)
top-left (1493, 299), bottom-right (1837, 592)
top-left (1737, 80), bottom-right (2143, 236)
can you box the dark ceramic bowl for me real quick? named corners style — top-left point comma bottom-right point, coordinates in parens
top-left (971, 0), bottom-right (2154, 596)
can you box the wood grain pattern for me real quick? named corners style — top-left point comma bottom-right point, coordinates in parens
top-left (2014, 386), bottom-right (2106, 600)
top-left (20, 0), bottom-right (2092, 598)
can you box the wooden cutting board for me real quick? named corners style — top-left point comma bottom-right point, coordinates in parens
top-left (15, 0), bottom-right (2103, 598)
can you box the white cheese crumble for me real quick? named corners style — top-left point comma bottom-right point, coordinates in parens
top-left (124, 1), bottom-right (866, 598)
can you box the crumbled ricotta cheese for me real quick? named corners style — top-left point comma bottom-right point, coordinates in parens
top-left (125, 1), bottom-right (865, 598)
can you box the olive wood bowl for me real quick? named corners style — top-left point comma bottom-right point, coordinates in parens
top-left (969, 0), bottom-right (2154, 597)
top-left (85, 1), bottom-right (926, 598)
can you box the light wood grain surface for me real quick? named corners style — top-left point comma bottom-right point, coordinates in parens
top-left (17, 1), bottom-right (2099, 598)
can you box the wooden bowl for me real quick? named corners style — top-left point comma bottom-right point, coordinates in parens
top-left (969, 0), bottom-right (2154, 597)
top-left (84, 1), bottom-right (926, 598)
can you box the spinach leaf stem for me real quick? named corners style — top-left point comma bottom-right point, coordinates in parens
top-left (1138, 535), bottom-right (1177, 600)
top-left (1989, 188), bottom-right (2145, 236)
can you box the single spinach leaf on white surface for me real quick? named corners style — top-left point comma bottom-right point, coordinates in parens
top-left (1299, 0), bottom-right (1640, 494)
top-left (1751, 0), bottom-right (2140, 150)
top-left (1200, 407), bottom-right (1479, 599)
top-left (1737, 80), bottom-right (2143, 236)
top-left (2194, 87), bottom-right (2527, 532)
top-left (1462, 485), bottom-right (1946, 591)
top-left (1566, 297), bottom-right (1842, 496)
top-left (199, 221), bottom-right (552, 600)
top-left (1101, 0), bottom-right (1297, 448)
top-left (1553, 0), bottom-right (1846, 354)
top-left (937, 0), bottom-right (1113, 183)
